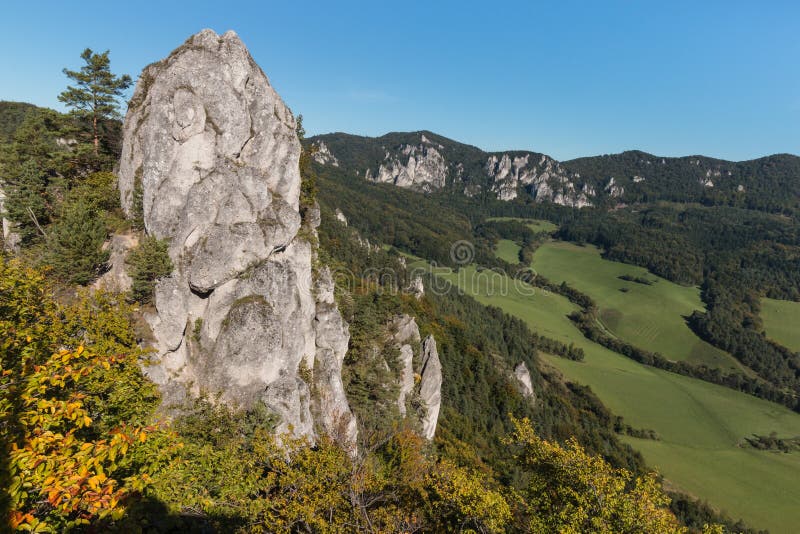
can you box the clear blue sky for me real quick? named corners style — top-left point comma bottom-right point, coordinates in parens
top-left (1, 0), bottom-right (798, 161)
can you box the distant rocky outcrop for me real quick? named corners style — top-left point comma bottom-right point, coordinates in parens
top-left (117, 29), bottom-right (355, 446)
top-left (387, 314), bottom-right (441, 439)
top-left (365, 138), bottom-right (447, 192)
top-left (604, 177), bottom-right (624, 198)
top-left (700, 169), bottom-right (721, 188)
top-left (312, 141), bottom-right (339, 167)
top-left (486, 152), bottom-right (593, 206)
top-left (312, 131), bottom-right (595, 207)
top-left (513, 362), bottom-right (536, 404)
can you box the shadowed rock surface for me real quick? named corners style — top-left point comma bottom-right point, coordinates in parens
top-left (117, 29), bottom-right (355, 446)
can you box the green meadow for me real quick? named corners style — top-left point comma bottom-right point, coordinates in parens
top-left (487, 217), bottom-right (558, 234)
top-left (495, 239), bottom-right (521, 264)
top-left (532, 241), bottom-right (745, 372)
top-left (423, 260), bottom-right (800, 533)
top-left (760, 297), bottom-right (800, 353)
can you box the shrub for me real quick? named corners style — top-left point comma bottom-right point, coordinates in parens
top-left (126, 235), bottom-right (173, 303)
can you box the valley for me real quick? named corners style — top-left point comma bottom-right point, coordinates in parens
top-left (410, 235), bottom-right (800, 533)
top-left (533, 241), bottom-right (748, 372)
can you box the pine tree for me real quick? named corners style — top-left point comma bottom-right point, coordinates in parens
top-left (58, 49), bottom-right (131, 155)
top-left (126, 235), bottom-right (173, 303)
top-left (0, 108), bottom-right (70, 243)
top-left (45, 199), bottom-right (110, 285)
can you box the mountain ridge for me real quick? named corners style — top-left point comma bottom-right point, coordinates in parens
top-left (308, 129), bottom-right (800, 213)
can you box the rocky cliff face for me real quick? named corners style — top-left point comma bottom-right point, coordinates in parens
top-left (387, 314), bottom-right (442, 439)
top-left (513, 362), bottom-right (536, 403)
top-left (418, 335), bottom-right (441, 440)
top-left (390, 315), bottom-right (420, 417)
top-left (312, 141), bottom-right (339, 167)
top-left (117, 29), bottom-right (356, 446)
top-left (485, 152), bottom-right (593, 206)
top-left (312, 132), bottom-right (595, 207)
top-left (365, 138), bottom-right (448, 192)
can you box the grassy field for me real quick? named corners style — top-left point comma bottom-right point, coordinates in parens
top-left (532, 242), bottom-right (746, 373)
top-left (495, 239), bottom-right (521, 264)
top-left (419, 261), bottom-right (800, 533)
top-left (761, 297), bottom-right (800, 353)
top-left (487, 217), bottom-right (558, 234)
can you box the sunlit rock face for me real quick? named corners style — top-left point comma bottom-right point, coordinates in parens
top-left (486, 153), bottom-right (593, 207)
top-left (514, 362), bottom-right (536, 404)
top-left (117, 29), bottom-right (355, 447)
top-left (418, 335), bottom-right (441, 440)
top-left (387, 314), bottom-right (441, 439)
top-left (366, 139), bottom-right (448, 192)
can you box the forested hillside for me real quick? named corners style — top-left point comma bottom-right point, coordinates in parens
top-left (564, 151), bottom-right (800, 213)
top-left (0, 116), bottom-right (704, 533)
top-left (308, 135), bottom-right (800, 405)
top-left (309, 131), bottom-right (800, 213)
top-left (0, 102), bottom-right (38, 143)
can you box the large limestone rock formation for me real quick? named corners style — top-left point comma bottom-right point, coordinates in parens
top-left (313, 132), bottom-right (595, 207)
top-left (418, 335), bottom-right (441, 440)
top-left (387, 314), bottom-right (442, 439)
top-left (365, 139), bottom-right (447, 192)
top-left (117, 29), bottom-right (355, 445)
top-left (486, 153), bottom-right (593, 207)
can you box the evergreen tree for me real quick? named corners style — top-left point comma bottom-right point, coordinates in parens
top-left (126, 235), bottom-right (173, 303)
top-left (0, 108), bottom-right (70, 243)
top-left (45, 199), bottom-right (110, 285)
top-left (58, 49), bottom-right (131, 155)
